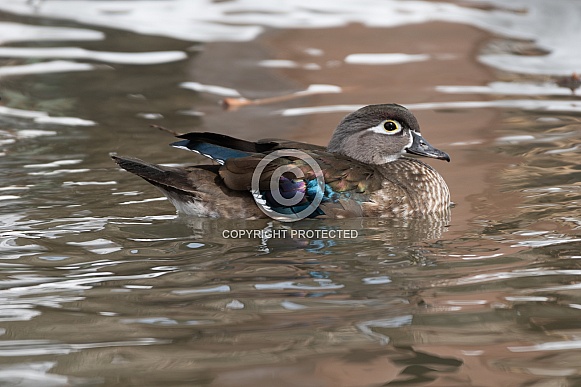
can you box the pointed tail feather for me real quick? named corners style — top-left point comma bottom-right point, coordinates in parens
top-left (112, 155), bottom-right (262, 218)
top-left (112, 155), bottom-right (215, 195)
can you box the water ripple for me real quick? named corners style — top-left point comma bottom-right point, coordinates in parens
top-left (0, 338), bottom-right (169, 356)
top-left (1, 271), bottom-right (170, 295)
top-left (509, 340), bottom-right (581, 353)
top-left (279, 100), bottom-right (581, 116)
top-left (0, 47), bottom-right (186, 64)
top-left (0, 21), bottom-right (103, 43)
top-left (456, 269), bottom-right (581, 286)
top-left (0, 105), bottom-right (95, 126)
top-left (0, 60), bottom-right (98, 78)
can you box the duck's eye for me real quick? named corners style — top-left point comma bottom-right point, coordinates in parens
top-left (383, 120), bottom-right (402, 134)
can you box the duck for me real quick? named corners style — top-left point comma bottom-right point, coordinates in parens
top-left (112, 104), bottom-right (451, 221)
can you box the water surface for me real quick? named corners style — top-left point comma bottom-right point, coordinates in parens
top-left (1, 1), bottom-right (581, 386)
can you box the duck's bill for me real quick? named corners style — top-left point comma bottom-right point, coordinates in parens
top-left (405, 131), bottom-right (450, 162)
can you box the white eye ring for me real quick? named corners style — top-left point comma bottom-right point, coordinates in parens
top-left (382, 120), bottom-right (402, 134)
top-left (366, 120), bottom-right (404, 135)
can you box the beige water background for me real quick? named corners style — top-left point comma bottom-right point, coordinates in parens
top-left (1, 1), bottom-right (581, 386)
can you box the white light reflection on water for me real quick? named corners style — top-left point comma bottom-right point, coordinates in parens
top-left (27, 169), bottom-right (91, 177)
top-left (511, 238), bottom-right (581, 248)
top-left (0, 105), bottom-right (96, 126)
top-left (0, 215), bottom-right (179, 258)
top-left (279, 99), bottom-right (581, 116)
top-left (455, 269), bottom-right (581, 286)
top-left (279, 104), bottom-right (363, 116)
top-left (118, 197), bottom-right (168, 206)
top-left (0, 196), bottom-right (19, 201)
top-left (0, 294), bottom-right (84, 322)
top-left (448, 253), bottom-right (504, 261)
top-left (0, 0), bottom-right (526, 42)
top-left (0, 21), bottom-right (103, 44)
top-left (0, 237), bottom-right (45, 260)
top-left (509, 340), bottom-right (581, 353)
top-left (504, 296), bottom-right (551, 302)
top-left (437, 82), bottom-right (577, 96)
top-left (24, 160), bottom-right (83, 169)
top-left (258, 59), bottom-right (320, 69)
top-left (0, 60), bottom-right (99, 77)
top-left (0, 266), bottom-right (174, 326)
top-left (0, 338), bottom-right (169, 356)
top-left (0, 47), bottom-right (187, 65)
top-left (345, 53), bottom-right (430, 65)
top-left (180, 81), bottom-right (242, 97)
top-left (62, 181), bottom-right (117, 187)
top-left (66, 238), bottom-right (122, 255)
top-left (362, 276), bottom-right (392, 285)
top-left (0, 361), bottom-right (89, 387)
top-left (254, 280), bottom-right (344, 290)
top-left (280, 301), bottom-right (306, 310)
top-left (357, 315), bottom-right (413, 345)
top-left (0, 0), bottom-right (263, 42)
top-left (1, 0), bottom-right (578, 76)
top-left (172, 285), bottom-right (231, 295)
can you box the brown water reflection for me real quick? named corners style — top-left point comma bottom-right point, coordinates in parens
top-left (1, 1), bottom-right (581, 386)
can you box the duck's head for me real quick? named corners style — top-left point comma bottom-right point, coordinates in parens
top-left (327, 104), bottom-right (450, 165)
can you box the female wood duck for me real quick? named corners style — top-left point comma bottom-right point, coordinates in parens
top-left (112, 104), bottom-right (451, 220)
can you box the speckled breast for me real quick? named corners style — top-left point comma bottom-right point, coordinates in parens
top-left (363, 158), bottom-right (450, 217)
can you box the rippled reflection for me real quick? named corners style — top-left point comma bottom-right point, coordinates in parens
top-left (1, 0), bottom-right (581, 385)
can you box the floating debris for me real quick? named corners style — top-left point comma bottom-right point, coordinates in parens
top-left (555, 72), bottom-right (581, 94)
top-left (221, 84), bottom-right (342, 111)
